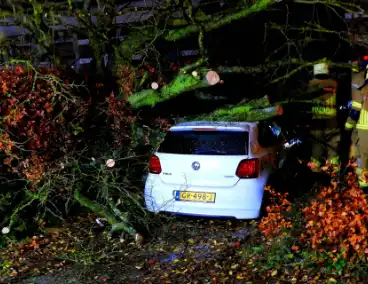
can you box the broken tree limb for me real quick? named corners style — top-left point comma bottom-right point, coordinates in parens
top-left (239, 95), bottom-right (270, 108)
top-left (164, 0), bottom-right (274, 41)
top-left (129, 73), bottom-right (208, 108)
top-left (201, 104), bottom-right (283, 122)
top-left (129, 67), bottom-right (217, 108)
top-left (74, 189), bottom-right (142, 243)
top-left (128, 57), bottom-right (272, 109)
top-left (198, 95), bottom-right (282, 122)
top-left (215, 59), bottom-right (325, 75)
top-left (215, 66), bottom-right (265, 74)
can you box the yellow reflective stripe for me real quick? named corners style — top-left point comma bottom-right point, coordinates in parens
top-left (352, 101), bottom-right (362, 109)
top-left (356, 124), bottom-right (368, 130)
top-left (345, 122), bottom-right (355, 129)
top-left (362, 108), bottom-right (367, 125)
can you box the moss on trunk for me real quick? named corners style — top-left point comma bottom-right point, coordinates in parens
top-left (202, 104), bottom-right (282, 122)
top-left (129, 72), bottom-right (209, 108)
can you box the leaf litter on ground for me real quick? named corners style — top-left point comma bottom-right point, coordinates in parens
top-left (0, 215), bottom-right (359, 284)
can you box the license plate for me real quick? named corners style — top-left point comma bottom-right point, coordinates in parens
top-left (174, 191), bottom-right (216, 203)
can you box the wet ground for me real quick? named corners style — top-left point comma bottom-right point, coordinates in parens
top-left (2, 215), bottom-right (254, 284)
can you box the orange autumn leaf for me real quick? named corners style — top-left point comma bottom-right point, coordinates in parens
top-left (28, 239), bottom-right (39, 249)
top-left (1, 81), bottom-right (9, 93)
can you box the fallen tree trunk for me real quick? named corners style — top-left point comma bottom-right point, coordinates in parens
top-left (128, 71), bottom-right (210, 108)
top-left (163, 0), bottom-right (274, 41)
top-left (202, 104), bottom-right (283, 121)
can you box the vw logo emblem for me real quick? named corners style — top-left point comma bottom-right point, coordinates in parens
top-left (192, 161), bottom-right (200, 171)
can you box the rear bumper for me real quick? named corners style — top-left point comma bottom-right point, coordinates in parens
top-left (146, 202), bottom-right (260, 219)
top-left (144, 176), bottom-right (265, 219)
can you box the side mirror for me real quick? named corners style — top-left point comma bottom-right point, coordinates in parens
top-left (270, 125), bottom-right (281, 137)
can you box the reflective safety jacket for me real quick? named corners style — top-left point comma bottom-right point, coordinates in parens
top-left (307, 78), bottom-right (337, 119)
top-left (345, 71), bottom-right (368, 131)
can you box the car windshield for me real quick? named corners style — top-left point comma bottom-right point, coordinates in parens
top-left (158, 130), bottom-right (248, 155)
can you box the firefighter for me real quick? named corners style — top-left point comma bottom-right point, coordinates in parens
top-left (307, 63), bottom-right (339, 170)
top-left (345, 60), bottom-right (368, 189)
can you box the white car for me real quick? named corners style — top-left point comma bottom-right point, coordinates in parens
top-left (144, 121), bottom-right (284, 219)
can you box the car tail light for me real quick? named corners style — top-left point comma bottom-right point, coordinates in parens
top-left (363, 56), bottom-right (368, 61)
top-left (236, 159), bottom-right (259, 178)
top-left (149, 155), bottom-right (162, 174)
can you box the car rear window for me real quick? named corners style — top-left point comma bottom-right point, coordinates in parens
top-left (158, 130), bottom-right (249, 155)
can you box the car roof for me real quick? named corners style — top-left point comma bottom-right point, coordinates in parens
top-left (170, 121), bottom-right (257, 131)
